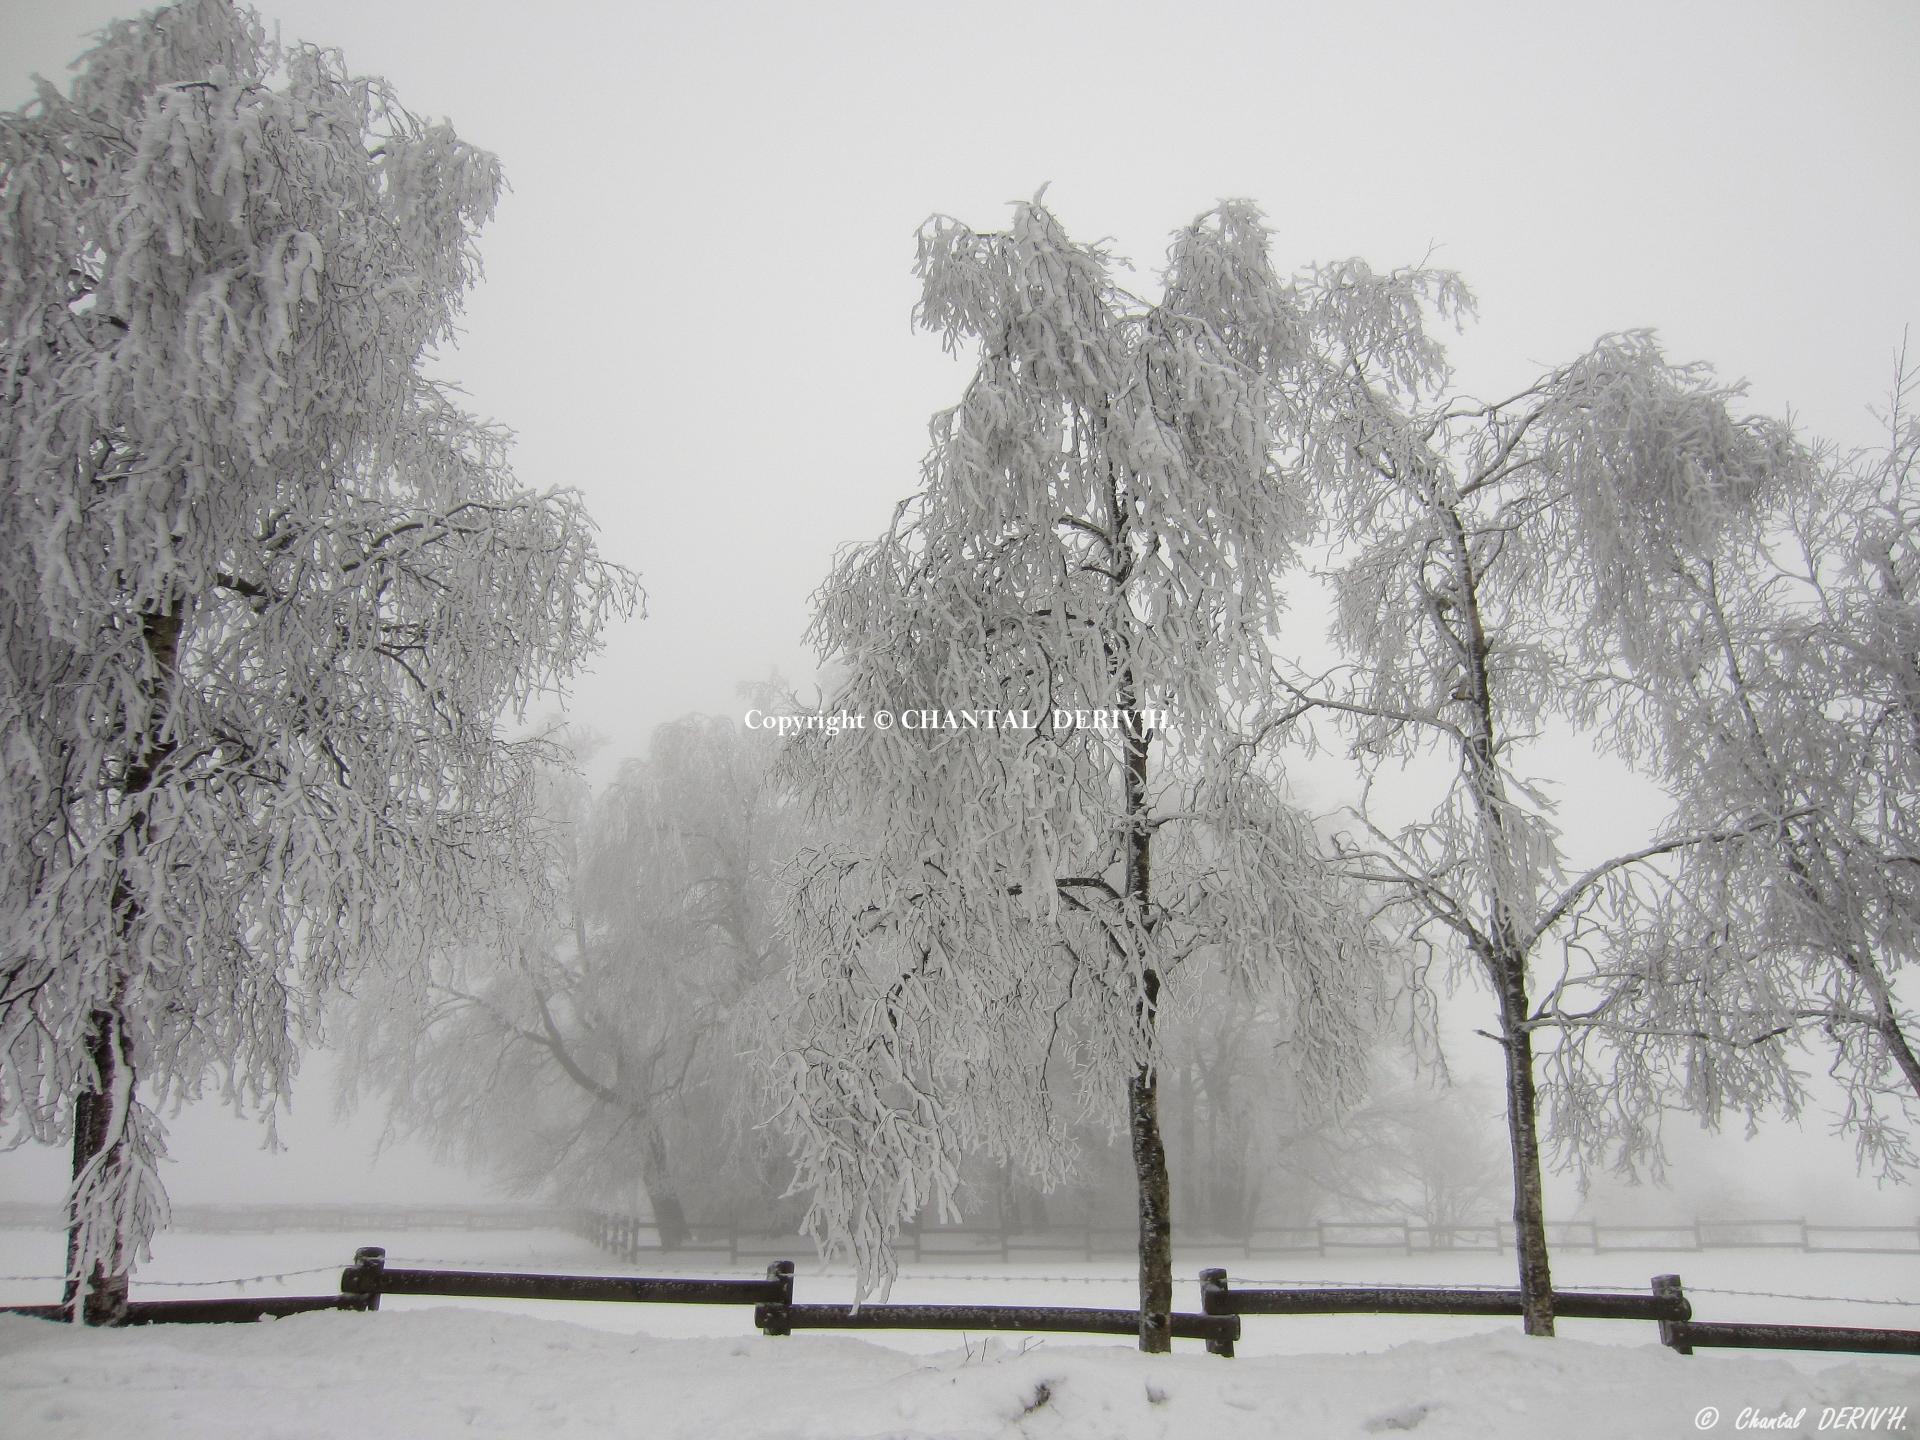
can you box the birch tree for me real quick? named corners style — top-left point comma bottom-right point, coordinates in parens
top-left (1581, 352), bottom-right (1920, 1174)
top-left (1278, 328), bottom-right (1808, 1333)
top-left (774, 196), bottom-right (1389, 1351)
top-left (0, 0), bottom-right (636, 1321)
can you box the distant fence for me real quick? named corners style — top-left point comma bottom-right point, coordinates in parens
top-left (2, 1246), bottom-right (1914, 1360)
top-left (574, 1211), bottom-right (1920, 1264)
top-left (5, 1202), bottom-right (1916, 1258)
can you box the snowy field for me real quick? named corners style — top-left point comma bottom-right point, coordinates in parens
top-left (2, 1226), bottom-right (1916, 1437)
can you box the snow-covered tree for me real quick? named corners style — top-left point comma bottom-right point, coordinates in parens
top-left (774, 196), bottom-right (1387, 1351)
top-left (0, 0), bottom-right (636, 1321)
top-left (1774, 359), bottom-right (1920, 1120)
top-left (344, 716), bottom-right (797, 1239)
top-left (1582, 351), bottom-right (1920, 1175)
top-left (1277, 326), bottom-right (1808, 1333)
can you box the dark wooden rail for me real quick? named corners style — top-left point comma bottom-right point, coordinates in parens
top-left (753, 1301), bottom-right (1239, 1353)
top-left (1669, 1322), bottom-right (1920, 1356)
top-left (339, 1248), bottom-right (794, 1308)
top-left (1198, 1269), bottom-right (1686, 1322)
top-left (0, 1294), bottom-right (375, 1324)
top-left (1200, 1270), bottom-right (1919, 1358)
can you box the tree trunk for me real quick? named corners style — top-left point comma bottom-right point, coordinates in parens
top-left (1494, 955), bottom-right (1555, 1336)
top-left (64, 607), bottom-right (179, 1325)
top-left (67, 771), bottom-right (149, 1324)
top-left (1129, 1059), bottom-right (1173, 1353)
top-left (638, 1120), bottom-right (690, 1250)
top-left (64, 1003), bottom-right (134, 1326)
top-left (1880, 1013), bottom-right (1920, 1101)
top-left (1122, 686), bottom-right (1171, 1352)
top-left (1174, 1058), bottom-right (1197, 1229)
top-left (1438, 495), bottom-right (1556, 1338)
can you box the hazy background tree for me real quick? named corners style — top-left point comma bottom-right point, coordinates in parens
top-left (1333, 1074), bottom-right (1507, 1240)
top-left (1275, 322), bottom-right (1808, 1333)
top-left (344, 715), bottom-right (794, 1242)
top-left (774, 196), bottom-right (1387, 1350)
top-left (0, 0), bottom-right (635, 1320)
top-left (1155, 966), bottom-right (1412, 1240)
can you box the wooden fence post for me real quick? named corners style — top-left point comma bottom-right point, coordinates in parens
top-left (1653, 1274), bottom-right (1691, 1355)
top-left (755, 1259), bottom-right (795, 1337)
top-left (346, 1246), bottom-right (386, 1312)
top-left (1198, 1268), bottom-right (1235, 1357)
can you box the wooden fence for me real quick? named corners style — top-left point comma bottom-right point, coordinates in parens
top-left (1199, 1270), bottom-right (1920, 1360)
top-left (3, 1246), bottom-right (1914, 1361)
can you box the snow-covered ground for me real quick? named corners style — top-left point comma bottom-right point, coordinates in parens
top-left (2, 1226), bottom-right (1915, 1437)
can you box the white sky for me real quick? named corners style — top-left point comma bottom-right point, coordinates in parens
top-left (7, 0), bottom-right (1916, 756)
top-left (2, 0), bottom-right (1917, 1212)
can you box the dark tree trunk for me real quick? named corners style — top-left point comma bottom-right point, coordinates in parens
top-left (639, 1121), bottom-right (690, 1250)
top-left (1129, 1057), bottom-right (1173, 1353)
top-left (1439, 495), bottom-right (1556, 1339)
top-left (1494, 954), bottom-right (1555, 1336)
top-left (1121, 675), bottom-right (1172, 1352)
top-left (64, 1003), bottom-right (134, 1326)
top-left (1174, 1058), bottom-right (1197, 1228)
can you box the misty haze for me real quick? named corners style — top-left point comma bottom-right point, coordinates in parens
top-left (1, 1), bottom-right (1915, 1436)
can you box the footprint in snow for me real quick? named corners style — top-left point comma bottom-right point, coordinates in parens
top-left (1363, 1401), bottom-right (1434, 1432)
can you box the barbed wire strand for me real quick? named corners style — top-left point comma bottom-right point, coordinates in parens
top-left (0, 1264), bottom-right (340, 1288)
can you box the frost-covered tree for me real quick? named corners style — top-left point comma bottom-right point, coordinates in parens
top-left (1773, 361), bottom-right (1920, 1116)
top-left (1582, 351), bottom-right (1920, 1174)
top-left (0, 0), bottom-right (635, 1321)
top-left (1277, 326), bottom-right (1807, 1333)
top-left (344, 716), bottom-right (796, 1240)
top-left (775, 196), bottom-right (1385, 1351)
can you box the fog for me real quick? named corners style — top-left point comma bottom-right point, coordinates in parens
top-left (2, 0), bottom-right (1915, 1235)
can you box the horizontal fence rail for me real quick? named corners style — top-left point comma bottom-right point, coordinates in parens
top-left (338, 1249), bottom-right (795, 1308)
top-left (1197, 1273), bottom-right (1687, 1323)
top-left (1200, 1270), bottom-right (1920, 1359)
top-left (755, 1303), bottom-right (1240, 1354)
top-left (1670, 1322), bottom-right (1920, 1357)
top-left (0, 1293), bottom-right (376, 1325)
top-left (3, 1246), bottom-right (1914, 1361)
